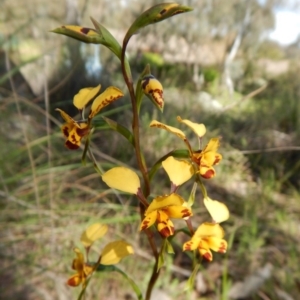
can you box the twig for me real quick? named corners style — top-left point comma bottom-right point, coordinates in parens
top-left (220, 84), bottom-right (268, 113)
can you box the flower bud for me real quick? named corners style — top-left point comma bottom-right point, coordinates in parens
top-left (142, 75), bottom-right (164, 111)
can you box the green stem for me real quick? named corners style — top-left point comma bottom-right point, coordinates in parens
top-left (121, 40), bottom-right (150, 197)
top-left (121, 37), bottom-right (159, 300)
top-left (145, 259), bottom-right (160, 300)
top-left (196, 173), bottom-right (208, 198)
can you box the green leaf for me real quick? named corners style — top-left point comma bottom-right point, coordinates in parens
top-left (51, 19), bottom-right (132, 78)
top-left (124, 3), bottom-right (193, 45)
top-left (185, 263), bottom-right (200, 292)
top-left (90, 17), bottom-right (132, 79)
top-left (165, 238), bottom-right (175, 254)
top-left (81, 129), bottom-right (93, 166)
top-left (149, 149), bottom-right (190, 181)
top-left (187, 182), bottom-right (197, 207)
top-left (102, 116), bottom-right (134, 146)
top-left (95, 265), bottom-right (144, 300)
top-left (51, 25), bottom-right (104, 43)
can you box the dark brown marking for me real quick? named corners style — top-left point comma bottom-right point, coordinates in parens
top-left (66, 140), bottom-right (79, 150)
top-left (181, 208), bottom-right (192, 218)
top-left (160, 9), bottom-right (167, 15)
top-left (62, 126), bottom-right (70, 138)
top-left (203, 251), bottom-right (212, 261)
top-left (171, 10), bottom-right (184, 16)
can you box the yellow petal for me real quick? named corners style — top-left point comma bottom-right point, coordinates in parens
top-left (164, 205), bottom-right (192, 219)
top-left (199, 165), bottom-right (216, 179)
top-left (157, 220), bottom-right (174, 237)
top-left (204, 197), bottom-right (230, 223)
top-left (61, 123), bottom-right (73, 138)
top-left (201, 152), bottom-right (218, 166)
top-left (198, 247), bottom-right (213, 261)
top-left (150, 120), bottom-right (186, 140)
top-left (177, 116), bottom-right (206, 137)
top-left (203, 138), bottom-right (220, 153)
top-left (183, 236), bottom-right (202, 251)
top-left (162, 156), bottom-right (194, 186)
top-left (73, 85), bottom-right (101, 110)
top-left (102, 167), bottom-right (140, 194)
top-left (72, 247), bottom-right (84, 272)
top-left (89, 86), bottom-right (124, 118)
top-left (157, 211), bottom-right (175, 237)
top-left (194, 222), bottom-right (225, 238)
top-left (146, 193), bottom-right (184, 214)
top-left (80, 223), bottom-right (108, 247)
top-left (206, 237), bottom-right (227, 253)
top-left (140, 210), bottom-right (157, 230)
top-left (100, 240), bottom-right (134, 265)
top-left (56, 108), bottom-right (75, 124)
top-left (67, 273), bottom-right (82, 287)
top-left (65, 127), bottom-right (83, 150)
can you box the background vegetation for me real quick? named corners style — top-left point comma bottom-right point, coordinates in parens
top-left (1, 0), bottom-right (300, 299)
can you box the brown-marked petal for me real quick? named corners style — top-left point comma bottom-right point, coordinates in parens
top-left (140, 210), bottom-right (157, 230)
top-left (142, 75), bottom-right (164, 111)
top-left (183, 236), bottom-right (201, 251)
top-left (67, 273), bottom-right (82, 287)
top-left (65, 127), bottom-right (82, 149)
top-left (150, 120), bottom-right (186, 140)
top-left (157, 210), bottom-right (175, 237)
top-left (89, 86), bottom-right (123, 118)
top-left (206, 237), bottom-right (227, 253)
top-left (164, 205), bottom-right (192, 219)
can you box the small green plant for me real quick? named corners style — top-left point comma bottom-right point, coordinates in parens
top-left (52, 3), bottom-right (230, 299)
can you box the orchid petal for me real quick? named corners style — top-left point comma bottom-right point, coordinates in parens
top-left (73, 85), bottom-right (101, 110)
top-left (177, 116), bottom-right (206, 137)
top-left (204, 197), bottom-right (230, 223)
top-left (150, 120), bottom-right (186, 140)
top-left (102, 167), bottom-right (141, 194)
top-left (101, 240), bottom-right (134, 265)
top-left (145, 194), bottom-right (184, 214)
top-left (89, 86), bottom-right (123, 118)
top-left (140, 210), bottom-right (157, 230)
top-left (80, 223), bottom-right (108, 247)
top-left (162, 156), bottom-right (194, 186)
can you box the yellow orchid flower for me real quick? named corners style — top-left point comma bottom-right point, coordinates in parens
top-left (150, 117), bottom-right (222, 179)
top-left (56, 85), bottom-right (123, 150)
top-left (192, 138), bottom-right (222, 179)
top-left (67, 224), bottom-right (134, 287)
top-left (56, 108), bottom-right (90, 150)
top-left (183, 222), bottom-right (227, 261)
top-left (67, 247), bottom-right (94, 287)
top-left (140, 193), bottom-right (192, 238)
